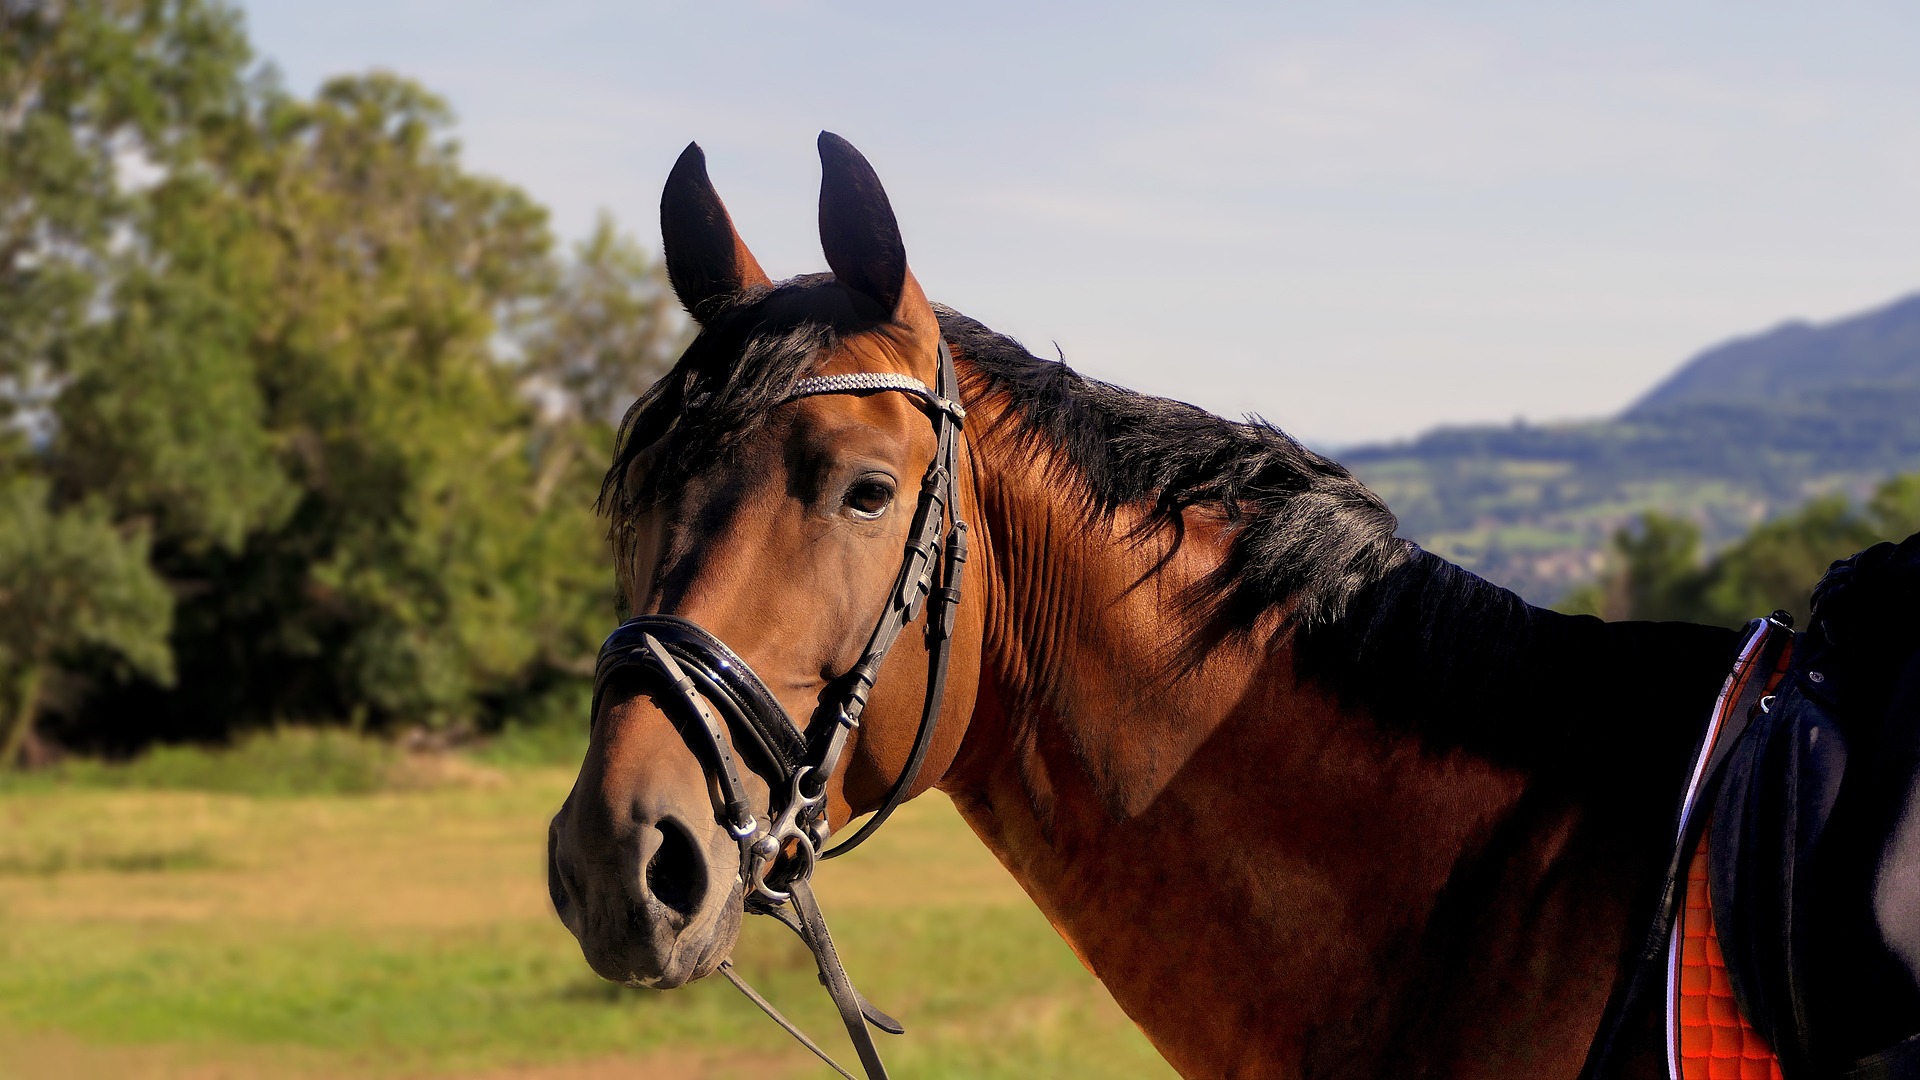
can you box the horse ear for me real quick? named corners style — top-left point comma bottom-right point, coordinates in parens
top-left (817, 132), bottom-right (909, 319)
top-left (660, 142), bottom-right (771, 323)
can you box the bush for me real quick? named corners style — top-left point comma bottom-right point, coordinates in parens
top-left (470, 683), bottom-right (590, 768)
top-left (4, 728), bottom-right (403, 797)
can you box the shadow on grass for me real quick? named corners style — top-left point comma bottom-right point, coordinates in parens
top-left (0, 844), bottom-right (224, 876)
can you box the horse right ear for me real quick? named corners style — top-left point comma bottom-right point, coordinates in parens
top-left (660, 142), bottom-right (771, 323)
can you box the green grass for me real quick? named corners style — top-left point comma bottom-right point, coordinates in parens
top-left (0, 763), bottom-right (1173, 1079)
top-left (1, 728), bottom-right (405, 797)
top-left (0, 904), bottom-right (1155, 1078)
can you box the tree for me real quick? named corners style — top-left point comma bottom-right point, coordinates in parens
top-left (1560, 512), bottom-right (1710, 623)
top-left (1562, 474), bottom-right (1920, 627)
top-left (0, 475), bottom-right (171, 765)
top-left (3, 2), bottom-right (673, 751)
top-left (61, 71), bottom-right (607, 740)
top-left (517, 213), bottom-right (686, 510)
top-left (521, 212), bottom-right (683, 428)
top-left (2, 0), bottom-right (251, 432)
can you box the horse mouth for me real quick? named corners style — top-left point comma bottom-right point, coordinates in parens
top-left (598, 876), bottom-right (745, 991)
top-left (634, 927), bottom-right (732, 989)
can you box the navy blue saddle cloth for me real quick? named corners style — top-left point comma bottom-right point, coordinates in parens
top-left (1712, 540), bottom-right (1920, 1078)
top-left (1583, 534), bottom-right (1920, 1080)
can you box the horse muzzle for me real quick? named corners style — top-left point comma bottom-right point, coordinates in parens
top-left (546, 687), bottom-right (757, 990)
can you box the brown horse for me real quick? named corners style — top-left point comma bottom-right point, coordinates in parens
top-left (546, 135), bottom-right (1875, 1078)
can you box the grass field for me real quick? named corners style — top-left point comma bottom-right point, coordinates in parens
top-left (0, 750), bottom-right (1174, 1079)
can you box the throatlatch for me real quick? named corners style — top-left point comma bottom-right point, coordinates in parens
top-left (590, 340), bottom-right (968, 1080)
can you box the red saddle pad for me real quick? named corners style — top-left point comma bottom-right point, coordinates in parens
top-left (1674, 826), bottom-right (1784, 1080)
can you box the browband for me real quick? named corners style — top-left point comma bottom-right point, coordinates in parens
top-left (786, 371), bottom-right (966, 421)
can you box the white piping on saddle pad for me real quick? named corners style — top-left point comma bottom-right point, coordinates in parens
top-left (1664, 626), bottom-right (1771, 1080)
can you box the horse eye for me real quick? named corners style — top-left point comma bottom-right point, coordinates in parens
top-left (844, 478), bottom-right (895, 518)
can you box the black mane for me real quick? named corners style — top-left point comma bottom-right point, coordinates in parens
top-left (931, 311), bottom-right (1735, 778)
top-left (602, 282), bottom-right (1738, 772)
top-left (601, 283), bottom-right (1409, 636)
top-left (934, 306), bottom-right (1408, 636)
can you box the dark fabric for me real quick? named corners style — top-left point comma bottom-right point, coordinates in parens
top-left (1704, 538), bottom-right (1920, 1068)
top-left (1843, 1033), bottom-right (1920, 1080)
top-left (1708, 537), bottom-right (1920, 1075)
top-left (1795, 538), bottom-right (1920, 1074)
top-left (1710, 652), bottom-right (1864, 1075)
top-left (1586, 532), bottom-right (1920, 1079)
top-left (1800, 534), bottom-right (1920, 1076)
top-left (1581, 617), bottom-right (1791, 1080)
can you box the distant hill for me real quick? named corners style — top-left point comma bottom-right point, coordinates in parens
top-left (1627, 294), bottom-right (1920, 415)
top-left (1343, 293), bottom-right (1920, 603)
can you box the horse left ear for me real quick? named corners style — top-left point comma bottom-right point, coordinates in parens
top-left (817, 132), bottom-right (910, 319)
top-left (661, 142), bottom-right (772, 324)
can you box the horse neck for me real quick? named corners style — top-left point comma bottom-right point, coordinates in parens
top-left (939, 401), bottom-right (1741, 1077)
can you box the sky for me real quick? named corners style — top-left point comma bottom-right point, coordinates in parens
top-left (239, 1), bottom-right (1920, 447)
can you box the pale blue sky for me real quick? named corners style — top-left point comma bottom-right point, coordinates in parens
top-left (240, 1), bottom-right (1920, 446)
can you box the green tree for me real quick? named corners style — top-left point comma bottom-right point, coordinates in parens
top-left (0, 476), bottom-right (172, 765)
top-left (4, 2), bottom-right (667, 749)
top-left (518, 213), bottom-right (685, 510)
top-left (1867, 474), bottom-right (1920, 534)
top-left (1561, 514), bottom-right (1700, 620)
top-left (1698, 495), bottom-right (1880, 626)
top-left (73, 70), bottom-right (604, 735)
top-left (2, 0), bottom-right (250, 430)
top-left (522, 212), bottom-right (683, 428)
top-left (1562, 474), bottom-right (1920, 627)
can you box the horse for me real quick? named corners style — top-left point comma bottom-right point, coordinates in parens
top-left (546, 133), bottom-right (1920, 1079)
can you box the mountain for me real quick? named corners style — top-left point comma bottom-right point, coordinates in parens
top-left (1627, 294), bottom-right (1920, 416)
top-left (1342, 293), bottom-right (1920, 603)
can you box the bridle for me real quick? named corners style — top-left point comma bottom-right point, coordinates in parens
top-left (589, 339), bottom-right (968, 1080)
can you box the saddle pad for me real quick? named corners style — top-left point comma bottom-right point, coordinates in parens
top-left (1676, 826), bottom-right (1783, 1080)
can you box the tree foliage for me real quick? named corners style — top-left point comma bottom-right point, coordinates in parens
top-left (0, 476), bottom-right (172, 764)
top-left (1562, 474), bottom-right (1920, 627)
top-left (516, 213), bottom-right (683, 511)
top-left (2, 1), bottom-right (679, 755)
top-left (2, 0), bottom-right (251, 430)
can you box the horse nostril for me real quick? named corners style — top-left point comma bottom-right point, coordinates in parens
top-left (645, 817), bottom-right (704, 919)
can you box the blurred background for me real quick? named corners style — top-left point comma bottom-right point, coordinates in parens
top-left (2, 1), bottom-right (1917, 1077)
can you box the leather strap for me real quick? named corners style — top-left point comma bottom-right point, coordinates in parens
top-left (595, 614), bottom-right (809, 770)
top-left (719, 961), bottom-right (860, 1080)
top-left (755, 902), bottom-right (905, 1034)
top-left (792, 880), bottom-right (893, 1080)
top-left (711, 882), bottom-right (905, 1080)
top-left (825, 345), bottom-right (969, 860)
top-left (635, 632), bottom-right (759, 839)
top-left (589, 338), bottom-right (968, 1080)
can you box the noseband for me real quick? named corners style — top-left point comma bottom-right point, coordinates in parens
top-left (589, 340), bottom-right (967, 1080)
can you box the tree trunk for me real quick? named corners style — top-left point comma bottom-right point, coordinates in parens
top-left (1, 662), bottom-right (46, 769)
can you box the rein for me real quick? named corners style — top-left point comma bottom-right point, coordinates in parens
top-left (589, 340), bottom-right (968, 1080)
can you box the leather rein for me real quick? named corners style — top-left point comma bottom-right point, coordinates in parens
top-left (589, 340), bottom-right (968, 1080)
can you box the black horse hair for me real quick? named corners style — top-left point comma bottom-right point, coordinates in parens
top-left (600, 278), bottom-right (1736, 772)
top-left (932, 305), bottom-right (1410, 638)
top-left (602, 280), bottom-right (1409, 635)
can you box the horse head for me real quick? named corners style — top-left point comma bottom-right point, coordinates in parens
top-left (546, 134), bottom-right (981, 991)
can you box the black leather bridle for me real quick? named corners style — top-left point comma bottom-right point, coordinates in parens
top-left (589, 340), bottom-right (968, 1080)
